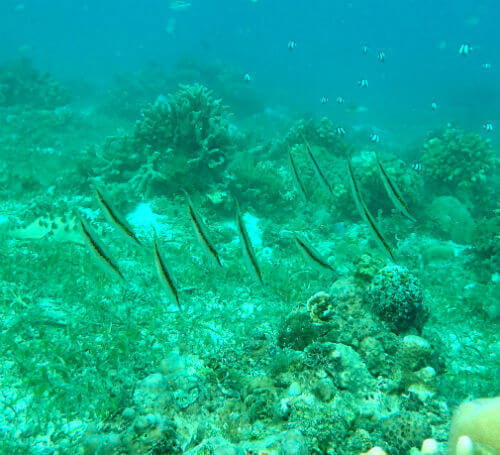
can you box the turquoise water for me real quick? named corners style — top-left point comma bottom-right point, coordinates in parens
top-left (0, 1), bottom-right (499, 454)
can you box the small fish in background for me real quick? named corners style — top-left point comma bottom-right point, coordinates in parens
top-left (294, 234), bottom-right (336, 273)
top-left (459, 43), bottom-right (473, 56)
top-left (377, 50), bottom-right (386, 62)
top-left (94, 187), bottom-right (142, 247)
top-left (344, 104), bottom-right (368, 113)
top-left (481, 63), bottom-right (492, 70)
top-left (431, 102), bottom-right (438, 111)
top-left (78, 215), bottom-right (125, 282)
top-left (235, 199), bottom-right (263, 285)
top-left (320, 96), bottom-right (329, 105)
top-left (336, 127), bottom-right (346, 136)
top-left (483, 122), bottom-right (494, 133)
top-left (362, 45), bottom-right (369, 55)
top-left (288, 40), bottom-right (297, 51)
top-left (152, 228), bottom-right (181, 311)
top-left (165, 17), bottom-right (176, 36)
top-left (183, 190), bottom-right (223, 268)
top-left (169, 0), bottom-right (191, 11)
top-left (370, 133), bottom-right (380, 144)
top-left (336, 96), bottom-right (345, 104)
top-left (243, 73), bottom-right (252, 83)
top-left (411, 162), bottom-right (423, 172)
top-left (358, 79), bottom-right (369, 88)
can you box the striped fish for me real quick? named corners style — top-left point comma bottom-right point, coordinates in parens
top-left (78, 215), bottom-right (125, 282)
top-left (294, 234), bottom-right (335, 273)
top-left (288, 149), bottom-right (308, 201)
top-left (183, 191), bottom-right (223, 268)
top-left (347, 157), bottom-right (395, 262)
top-left (375, 154), bottom-right (416, 222)
top-left (301, 136), bottom-right (334, 197)
top-left (152, 229), bottom-right (181, 311)
top-left (94, 187), bottom-right (142, 246)
top-left (235, 200), bottom-right (263, 285)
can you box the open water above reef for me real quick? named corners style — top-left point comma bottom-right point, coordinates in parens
top-left (0, 1), bottom-right (499, 454)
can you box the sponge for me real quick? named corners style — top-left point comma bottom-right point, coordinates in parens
top-left (448, 396), bottom-right (500, 455)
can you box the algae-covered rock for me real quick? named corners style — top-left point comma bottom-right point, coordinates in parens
top-left (277, 311), bottom-right (318, 351)
top-left (421, 127), bottom-right (496, 206)
top-left (280, 430), bottom-right (309, 455)
top-left (367, 265), bottom-right (428, 334)
top-left (0, 58), bottom-right (70, 108)
top-left (426, 196), bottom-right (475, 244)
top-left (381, 411), bottom-right (432, 455)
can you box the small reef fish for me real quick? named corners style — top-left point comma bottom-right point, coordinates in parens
top-left (411, 162), bottom-right (423, 172)
top-left (344, 104), bottom-right (368, 114)
top-left (9, 215), bottom-right (83, 244)
top-left (370, 133), bottom-right (380, 144)
top-left (183, 190), bottom-right (223, 268)
top-left (358, 79), bottom-right (369, 88)
top-left (152, 229), bottom-right (181, 310)
top-left (336, 96), bottom-right (345, 104)
top-left (362, 45), bottom-right (369, 55)
top-left (377, 50), bottom-right (386, 62)
top-left (301, 136), bottom-right (334, 197)
top-left (336, 127), bottom-right (346, 136)
top-left (347, 157), bottom-right (395, 262)
top-left (294, 234), bottom-right (335, 273)
top-left (375, 153), bottom-right (416, 222)
top-left (94, 187), bottom-right (142, 247)
top-left (431, 102), bottom-right (438, 111)
top-left (458, 43), bottom-right (472, 56)
top-left (483, 122), bottom-right (493, 132)
top-left (243, 73), bottom-right (252, 83)
top-left (481, 63), bottom-right (492, 70)
top-left (320, 96), bottom-right (329, 105)
top-left (169, 0), bottom-right (191, 11)
top-left (235, 200), bottom-right (263, 285)
top-left (78, 216), bottom-right (125, 282)
top-left (288, 40), bottom-right (297, 51)
top-left (288, 148), bottom-right (308, 201)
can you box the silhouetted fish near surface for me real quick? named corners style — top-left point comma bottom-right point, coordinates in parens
top-left (294, 234), bottom-right (336, 273)
top-left (288, 149), bottom-right (308, 201)
top-left (183, 190), bottom-right (223, 268)
top-left (347, 157), bottom-right (395, 262)
top-left (152, 229), bottom-right (181, 311)
top-left (94, 187), bottom-right (142, 247)
top-left (301, 135), bottom-right (334, 197)
top-left (78, 215), bottom-right (125, 282)
top-left (235, 199), bottom-right (263, 285)
top-left (375, 153), bottom-right (416, 222)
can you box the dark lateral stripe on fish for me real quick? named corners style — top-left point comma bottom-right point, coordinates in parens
top-left (302, 136), bottom-right (334, 196)
top-left (235, 201), bottom-right (263, 285)
top-left (185, 193), bottom-right (223, 267)
top-left (95, 187), bottom-right (142, 246)
top-left (347, 158), bottom-right (395, 262)
top-left (375, 154), bottom-right (416, 222)
top-left (288, 149), bottom-right (308, 200)
top-left (153, 233), bottom-right (181, 311)
top-left (294, 234), bottom-right (334, 272)
top-left (78, 216), bottom-right (125, 281)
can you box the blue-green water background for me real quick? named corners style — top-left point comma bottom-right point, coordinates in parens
top-left (1, 0), bottom-right (499, 132)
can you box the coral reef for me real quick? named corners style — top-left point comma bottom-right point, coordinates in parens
top-left (367, 265), bottom-right (429, 334)
top-left (421, 127), bottom-right (496, 209)
top-left (0, 58), bottom-right (70, 108)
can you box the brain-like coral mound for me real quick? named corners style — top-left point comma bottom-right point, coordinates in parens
top-left (0, 58), bottom-right (70, 108)
top-left (367, 265), bottom-right (428, 334)
top-left (421, 127), bottom-right (496, 206)
top-left (381, 411), bottom-right (431, 455)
